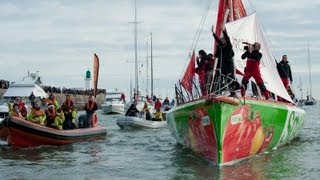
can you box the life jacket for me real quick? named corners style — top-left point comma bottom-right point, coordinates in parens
top-left (64, 99), bottom-right (73, 108)
top-left (32, 108), bottom-right (45, 117)
top-left (11, 111), bottom-right (21, 118)
top-left (46, 109), bottom-right (56, 118)
top-left (86, 101), bottom-right (95, 111)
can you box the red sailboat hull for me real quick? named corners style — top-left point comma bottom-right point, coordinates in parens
top-left (0, 116), bottom-right (107, 147)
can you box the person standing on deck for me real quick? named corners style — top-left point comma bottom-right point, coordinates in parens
top-left (277, 55), bottom-right (293, 101)
top-left (195, 50), bottom-right (210, 96)
top-left (240, 42), bottom-right (269, 99)
top-left (212, 25), bottom-right (237, 96)
top-left (62, 94), bottom-right (74, 129)
top-left (84, 95), bottom-right (98, 128)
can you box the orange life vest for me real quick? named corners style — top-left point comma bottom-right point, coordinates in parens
top-left (32, 108), bottom-right (44, 117)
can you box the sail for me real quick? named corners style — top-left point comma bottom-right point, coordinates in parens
top-left (93, 53), bottom-right (100, 98)
top-left (181, 51), bottom-right (196, 94)
top-left (225, 13), bottom-right (293, 102)
top-left (214, 0), bottom-right (247, 48)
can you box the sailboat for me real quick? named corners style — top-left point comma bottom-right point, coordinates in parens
top-left (166, 0), bottom-right (305, 165)
top-left (0, 54), bottom-right (107, 147)
top-left (304, 43), bottom-right (316, 105)
top-left (116, 0), bottom-right (166, 129)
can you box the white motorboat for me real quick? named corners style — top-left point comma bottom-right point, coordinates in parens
top-left (116, 115), bottom-right (167, 129)
top-left (101, 92), bottom-right (126, 115)
top-left (0, 77), bottom-right (48, 120)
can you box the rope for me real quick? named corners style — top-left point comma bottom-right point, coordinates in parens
top-left (180, 0), bottom-right (215, 77)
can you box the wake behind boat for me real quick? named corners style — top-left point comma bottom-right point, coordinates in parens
top-left (166, 0), bottom-right (305, 166)
top-left (0, 114), bottom-right (107, 147)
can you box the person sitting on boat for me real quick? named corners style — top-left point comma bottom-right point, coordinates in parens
top-left (162, 97), bottom-right (171, 111)
top-left (28, 101), bottom-right (46, 125)
top-left (170, 99), bottom-right (175, 106)
top-left (47, 93), bottom-right (59, 109)
top-left (277, 55), bottom-right (293, 101)
top-left (120, 93), bottom-right (126, 103)
top-left (152, 109), bottom-right (163, 121)
top-left (62, 94), bottom-right (74, 129)
top-left (45, 103), bottom-right (56, 127)
top-left (84, 95), bottom-right (98, 128)
top-left (71, 107), bottom-right (77, 129)
top-left (14, 97), bottom-right (27, 118)
top-left (9, 103), bottom-right (24, 119)
top-left (240, 42), bottom-right (270, 99)
top-left (146, 95), bottom-right (152, 104)
top-left (163, 97), bottom-right (170, 106)
top-left (195, 50), bottom-right (210, 96)
top-left (41, 97), bottom-right (49, 111)
top-left (140, 102), bottom-right (152, 120)
top-left (212, 25), bottom-right (238, 97)
top-left (29, 92), bottom-right (35, 105)
top-left (125, 103), bottom-right (139, 117)
top-left (154, 98), bottom-right (162, 111)
top-left (54, 108), bottom-right (65, 130)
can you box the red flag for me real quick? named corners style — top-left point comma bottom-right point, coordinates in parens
top-left (181, 51), bottom-right (195, 94)
top-left (93, 53), bottom-right (100, 98)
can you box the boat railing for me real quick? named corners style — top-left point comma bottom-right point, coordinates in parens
top-left (175, 69), bottom-right (242, 105)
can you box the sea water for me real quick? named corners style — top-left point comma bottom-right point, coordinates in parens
top-left (0, 105), bottom-right (319, 180)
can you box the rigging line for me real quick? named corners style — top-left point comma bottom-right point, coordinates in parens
top-left (189, 0), bottom-right (213, 52)
top-left (180, 0), bottom-right (214, 78)
top-left (194, 0), bottom-right (215, 49)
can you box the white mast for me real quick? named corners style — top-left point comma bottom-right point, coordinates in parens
top-left (307, 42), bottom-right (312, 98)
top-left (134, 0), bottom-right (139, 95)
top-left (150, 32), bottom-right (154, 98)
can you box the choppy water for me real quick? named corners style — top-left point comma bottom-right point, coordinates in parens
top-left (1, 105), bottom-right (319, 180)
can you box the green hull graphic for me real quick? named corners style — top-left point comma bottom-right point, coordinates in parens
top-left (167, 96), bottom-right (305, 165)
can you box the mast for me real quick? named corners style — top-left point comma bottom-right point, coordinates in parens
top-left (307, 42), bottom-right (312, 97)
top-left (146, 41), bottom-right (149, 96)
top-left (150, 32), bottom-right (154, 98)
top-left (134, 0), bottom-right (139, 95)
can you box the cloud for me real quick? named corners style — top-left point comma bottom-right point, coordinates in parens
top-left (0, 0), bottom-right (319, 99)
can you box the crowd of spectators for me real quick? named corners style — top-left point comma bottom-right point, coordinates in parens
top-left (42, 86), bottom-right (106, 95)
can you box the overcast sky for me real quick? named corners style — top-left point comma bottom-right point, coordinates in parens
top-left (0, 0), bottom-right (319, 99)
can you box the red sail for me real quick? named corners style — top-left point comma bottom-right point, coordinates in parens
top-left (93, 53), bottom-right (100, 98)
top-left (181, 51), bottom-right (196, 94)
top-left (214, 0), bottom-right (247, 51)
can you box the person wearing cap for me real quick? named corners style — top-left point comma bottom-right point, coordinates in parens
top-left (27, 101), bottom-right (46, 125)
top-left (45, 103), bottom-right (56, 127)
top-left (240, 42), bottom-right (269, 99)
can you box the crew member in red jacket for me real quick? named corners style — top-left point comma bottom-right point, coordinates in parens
top-left (240, 42), bottom-right (269, 99)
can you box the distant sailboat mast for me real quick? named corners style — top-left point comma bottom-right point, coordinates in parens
top-left (134, 0), bottom-right (139, 95)
top-left (150, 32), bottom-right (154, 98)
top-left (307, 42), bottom-right (312, 98)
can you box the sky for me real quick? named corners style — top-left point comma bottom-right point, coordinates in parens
top-left (0, 0), bottom-right (319, 100)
